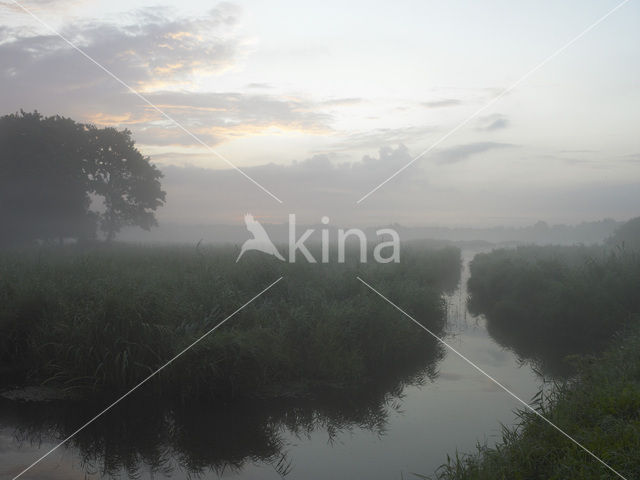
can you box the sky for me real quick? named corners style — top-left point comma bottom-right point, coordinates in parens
top-left (1, 0), bottom-right (639, 227)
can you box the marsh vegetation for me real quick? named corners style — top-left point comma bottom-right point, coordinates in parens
top-left (433, 219), bottom-right (640, 479)
top-left (0, 243), bottom-right (460, 401)
top-left (467, 244), bottom-right (640, 376)
top-left (3, 218), bottom-right (640, 479)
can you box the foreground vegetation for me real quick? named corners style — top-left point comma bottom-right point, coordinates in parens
top-left (433, 219), bottom-right (640, 479)
top-left (0, 243), bottom-right (460, 401)
top-left (432, 321), bottom-right (640, 480)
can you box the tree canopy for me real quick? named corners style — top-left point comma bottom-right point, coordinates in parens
top-left (0, 111), bottom-right (165, 245)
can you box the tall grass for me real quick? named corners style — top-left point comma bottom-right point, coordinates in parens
top-left (0, 243), bottom-right (460, 400)
top-left (431, 321), bottom-right (640, 480)
top-left (467, 245), bottom-right (640, 375)
top-left (430, 239), bottom-right (640, 479)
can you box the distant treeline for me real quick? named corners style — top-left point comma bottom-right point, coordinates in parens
top-left (117, 218), bottom-right (622, 246)
top-left (385, 219), bottom-right (622, 245)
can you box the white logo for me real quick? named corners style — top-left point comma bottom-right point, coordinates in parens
top-left (237, 214), bottom-right (400, 263)
top-left (237, 214), bottom-right (286, 262)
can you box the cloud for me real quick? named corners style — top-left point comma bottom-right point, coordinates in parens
top-left (126, 91), bottom-right (333, 146)
top-left (0, 6), bottom-right (333, 146)
top-left (325, 126), bottom-right (438, 152)
top-left (476, 113), bottom-right (509, 131)
top-left (0, 6), bottom-right (242, 115)
top-left (150, 144), bottom-right (429, 224)
top-left (436, 141), bottom-right (515, 164)
top-left (320, 97), bottom-right (363, 107)
top-left (1, 6), bottom-right (242, 89)
top-left (421, 99), bottom-right (461, 108)
top-left (147, 91), bottom-right (331, 130)
top-left (134, 144), bottom-right (640, 229)
top-left (246, 82), bottom-right (272, 89)
top-left (0, 0), bottom-right (87, 13)
top-left (559, 149), bottom-right (597, 154)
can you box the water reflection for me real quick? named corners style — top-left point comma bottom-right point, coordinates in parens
top-left (482, 319), bottom-right (578, 378)
top-left (466, 248), bottom-right (596, 378)
top-left (0, 250), bottom-right (550, 480)
top-left (1, 339), bottom-right (444, 479)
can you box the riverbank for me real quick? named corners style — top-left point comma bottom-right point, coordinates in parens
top-left (431, 237), bottom-right (640, 479)
top-left (468, 245), bottom-right (640, 375)
top-left (432, 321), bottom-right (640, 479)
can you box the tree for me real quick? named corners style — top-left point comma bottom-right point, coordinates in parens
top-left (0, 111), bottom-right (165, 245)
top-left (0, 111), bottom-right (94, 245)
top-left (86, 126), bottom-right (165, 241)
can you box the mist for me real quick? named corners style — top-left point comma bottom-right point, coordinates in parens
top-left (2, 2), bottom-right (640, 480)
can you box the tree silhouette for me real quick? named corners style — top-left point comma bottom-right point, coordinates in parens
top-left (86, 126), bottom-right (165, 241)
top-left (0, 111), bottom-right (93, 245)
top-left (0, 111), bottom-right (165, 245)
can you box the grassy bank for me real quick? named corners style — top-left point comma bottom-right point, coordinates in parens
top-left (0, 243), bottom-right (460, 401)
top-left (467, 245), bottom-right (640, 375)
top-left (432, 234), bottom-right (640, 479)
top-left (432, 321), bottom-right (640, 480)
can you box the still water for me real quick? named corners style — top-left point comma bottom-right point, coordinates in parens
top-left (1, 250), bottom-right (542, 480)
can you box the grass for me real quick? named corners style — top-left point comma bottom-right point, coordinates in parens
top-left (467, 245), bottom-right (640, 376)
top-left (431, 320), bottom-right (640, 480)
top-left (430, 239), bottom-right (640, 479)
top-left (0, 242), bottom-right (460, 401)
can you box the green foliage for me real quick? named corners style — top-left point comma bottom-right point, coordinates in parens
top-left (430, 237), bottom-right (640, 479)
top-left (0, 243), bottom-right (460, 401)
top-left (0, 111), bottom-right (95, 245)
top-left (0, 111), bottom-right (165, 245)
top-left (467, 245), bottom-right (640, 376)
top-left (431, 322), bottom-right (640, 480)
top-left (85, 126), bottom-right (165, 240)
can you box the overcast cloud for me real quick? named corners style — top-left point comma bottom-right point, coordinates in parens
top-left (1, 0), bottom-right (639, 226)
